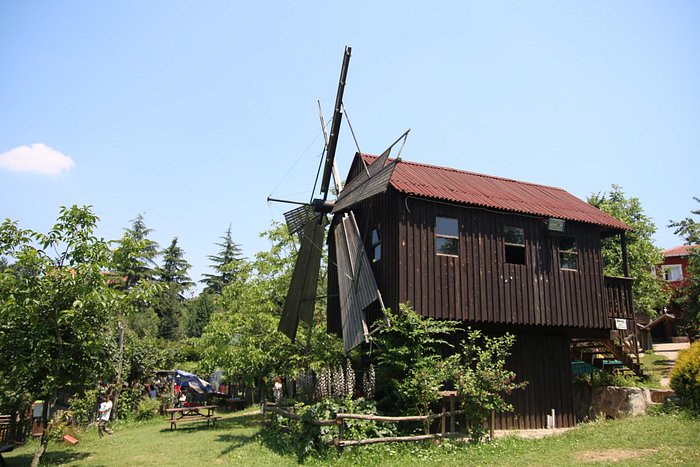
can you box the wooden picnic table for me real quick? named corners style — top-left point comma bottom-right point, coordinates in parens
top-left (164, 405), bottom-right (219, 430)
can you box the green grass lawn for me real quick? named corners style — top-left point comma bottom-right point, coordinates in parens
top-left (5, 408), bottom-right (700, 466)
top-left (640, 351), bottom-right (676, 385)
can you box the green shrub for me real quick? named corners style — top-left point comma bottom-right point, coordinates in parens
top-left (284, 397), bottom-right (394, 457)
top-left (450, 329), bottom-right (527, 442)
top-left (69, 389), bottom-right (100, 425)
top-left (114, 386), bottom-right (143, 420)
top-left (373, 304), bottom-right (460, 416)
top-left (576, 370), bottom-right (640, 388)
top-left (670, 341), bottom-right (700, 412)
top-left (46, 409), bottom-right (81, 442)
top-left (134, 397), bottom-right (161, 421)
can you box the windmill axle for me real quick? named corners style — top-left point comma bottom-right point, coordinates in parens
top-left (311, 198), bottom-right (335, 213)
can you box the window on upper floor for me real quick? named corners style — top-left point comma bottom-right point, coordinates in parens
top-left (504, 226), bottom-right (526, 265)
top-left (435, 217), bottom-right (459, 256)
top-left (371, 228), bottom-right (381, 262)
top-left (559, 236), bottom-right (578, 270)
top-left (662, 264), bottom-right (683, 281)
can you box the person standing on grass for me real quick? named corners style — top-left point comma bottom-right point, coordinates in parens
top-left (98, 395), bottom-right (114, 437)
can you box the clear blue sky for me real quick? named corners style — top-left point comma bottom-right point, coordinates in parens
top-left (1, 1), bottom-right (698, 291)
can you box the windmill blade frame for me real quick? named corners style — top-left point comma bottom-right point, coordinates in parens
top-left (278, 213), bottom-right (326, 341)
top-left (334, 212), bottom-right (377, 352)
top-left (332, 130), bottom-right (409, 213)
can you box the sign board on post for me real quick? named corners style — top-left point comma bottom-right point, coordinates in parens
top-left (614, 318), bottom-right (628, 330)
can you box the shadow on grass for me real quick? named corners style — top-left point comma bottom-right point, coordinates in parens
top-left (6, 450), bottom-right (91, 466)
top-left (158, 410), bottom-right (263, 434)
top-left (650, 359), bottom-right (676, 377)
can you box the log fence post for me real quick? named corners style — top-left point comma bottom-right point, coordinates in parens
top-left (336, 414), bottom-right (345, 452)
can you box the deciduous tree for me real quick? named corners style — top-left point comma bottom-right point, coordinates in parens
top-left (669, 197), bottom-right (700, 331)
top-left (588, 185), bottom-right (670, 315)
top-left (0, 206), bottom-right (136, 465)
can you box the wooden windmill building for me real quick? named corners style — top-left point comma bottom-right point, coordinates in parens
top-left (326, 154), bottom-right (640, 429)
top-left (275, 48), bottom-right (640, 430)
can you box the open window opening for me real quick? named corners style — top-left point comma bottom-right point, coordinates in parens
top-left (559, 236), bottom-right (578, 270)
top-left (504, 226), bottom-right (526, 265)
top-left (435, 217), bottom-right (459, 256)
top-left (370, 228), bottom-right (381, 262)
top-left (662, 264), bottom-right (682, 281)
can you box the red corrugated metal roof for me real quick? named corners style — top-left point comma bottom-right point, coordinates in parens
top-left (360, 154), bottom-right (630, 231)
top-left (664, 245), bottom-right (697, 257)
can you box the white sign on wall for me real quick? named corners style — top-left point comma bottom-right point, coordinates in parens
top-left (614, 318), bottom-right (628, 330)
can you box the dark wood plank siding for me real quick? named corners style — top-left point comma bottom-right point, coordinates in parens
top-left (394, 195), bottom-right (609, 329)
top-left (495, 334), bottom-right (576, 429)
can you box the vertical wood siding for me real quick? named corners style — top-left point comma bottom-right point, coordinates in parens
top-left (390, 195), bottom-right (609, 329)
top-left (495, 334), bottom-right (576, 429)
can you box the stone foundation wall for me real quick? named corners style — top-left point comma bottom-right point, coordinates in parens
top-left (573, 384), bottom-right (676, 421)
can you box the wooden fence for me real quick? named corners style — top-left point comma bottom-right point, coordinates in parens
top-left (262, 401), bottom-right (495, 448)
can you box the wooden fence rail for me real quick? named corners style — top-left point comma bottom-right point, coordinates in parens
top-left (262, 402), bottom-right (488, 449)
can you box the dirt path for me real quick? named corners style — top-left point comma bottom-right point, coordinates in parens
top-left (653, 342), bottom-right (691, 388)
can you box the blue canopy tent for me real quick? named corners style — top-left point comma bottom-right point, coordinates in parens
top-left (173, 370), bottom-right (215, 394)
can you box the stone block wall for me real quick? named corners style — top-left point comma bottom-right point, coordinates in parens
top-left (573, 385), bottom-right (676, 421)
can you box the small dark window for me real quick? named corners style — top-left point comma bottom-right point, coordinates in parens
top-left (435, 217), bottom-right (459, 256)
top-left (559, 236), bottom-right (578, 270)
top-left (371, 228), bottom-right (381, 262)
top-left (504, 226), bottom-right (526, 265)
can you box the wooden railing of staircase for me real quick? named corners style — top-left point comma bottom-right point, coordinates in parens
top-left (577, 275), bottom-right (642, 376)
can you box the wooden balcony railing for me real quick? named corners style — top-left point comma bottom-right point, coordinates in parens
top-left (604, 275), bottom-right (635, 321)
top-left (603, 275), bottom-right (641, 372)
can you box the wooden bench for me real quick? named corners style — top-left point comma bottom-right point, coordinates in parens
top-left (0, 417), bottom-right (14, 467)
top-left (168, 415), bottom-right (220, 430)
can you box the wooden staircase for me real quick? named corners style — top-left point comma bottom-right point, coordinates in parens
top-left (571, 337), bottom-right (643, 377)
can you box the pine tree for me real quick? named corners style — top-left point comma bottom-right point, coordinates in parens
top-left (112, 213), bottom-right (160, 289)
top-left (157, 237), bottom-right (193, 291)
top-left (154, 237), bottom-right (193, 340)
top-left (201, 225), bottom-right (245, 294)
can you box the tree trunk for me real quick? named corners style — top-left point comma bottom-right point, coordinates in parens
top-left (112, 321), bottom-right (125, 419)
top-left (31, 398), bottom-right (52, 467)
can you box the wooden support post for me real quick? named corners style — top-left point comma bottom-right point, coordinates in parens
top-left (489, 410), bottom-right (495, 440)
top-left (621, 231), bottom-right (629, 277)
top-left (450, 395), bottom-right (456, 433)
top-left (441, 401), bottom-right (446, 435)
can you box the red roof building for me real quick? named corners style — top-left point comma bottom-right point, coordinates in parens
top-left (662, 245), bottom-right (697, 287)
top-left (362, 154), bottom-right (629, 232)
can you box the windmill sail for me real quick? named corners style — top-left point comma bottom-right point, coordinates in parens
top-left (275, 47), bottom-right (401, 352)
top-left (278, 214), bottom-right (326, 340)
top-left (334, 211), bottom-right (378, 352)
top-left (320, 46), bottom-right (352, 199)
top-left (332, 131), bottom-right (407, 213)
top-left (283, 205), bottom-right (316, 237)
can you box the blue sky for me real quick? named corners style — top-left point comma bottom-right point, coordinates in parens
top-left (1, 1), bottom-right (698, 291)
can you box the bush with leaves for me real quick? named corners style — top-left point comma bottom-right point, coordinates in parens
top-left (450, 329), bottom-right (527, 441)
top-left (670, 341), bottom-right (700, 413)
top-left (113, 386), bottom-right (143, 421)
top-left (134, 397), bottom-right (161, 421)
top-left (285, 397), bottom-right (394, 457)
top-left (68, 390), bottom-right (100, 426)
top-left (373, 304), bottom-right (460, 416)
